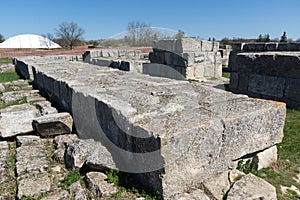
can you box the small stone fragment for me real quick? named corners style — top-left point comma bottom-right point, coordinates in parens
top-left (85, 172), bottom-right (118, 197)
top-left (227, 173), bottom-right (277, 200)
top-left (32, 112), bottom-right (73, 137)
top-left (69, 181), bottom-right (87, 200)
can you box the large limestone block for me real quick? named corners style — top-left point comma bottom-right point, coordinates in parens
top-left (0, 104), bottom-right (40, 138)
top-left (176, 38), bottom-right (202, 53)
top-left (236, 52), bottom-right (300, 78)
top-left (153, 39), bottom-right (177, 52)
top-left (15, 57), bottom-right (286, 199)
top-left (227, 173), bottom-right (277, 200)
top-left (248, 74), bottom-right (286, 98)
top-left (32, 112), bottom-right (73, 137)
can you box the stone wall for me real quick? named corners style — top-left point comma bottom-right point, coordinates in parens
top-left (15, 56), bottom-right (285, 199)
top-left (143, 38), bottom-right (222, 81)
top-left (219, 45), bottom-right (232, 66)
top-left (229, 42), bottom-right (300, 109)
top-left (229, 42), bottom-right (300, 69)
top-left (83, 49), bottom-right (148, 73)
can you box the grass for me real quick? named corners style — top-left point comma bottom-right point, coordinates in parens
top-left (222, 71), bottom-right (231, 79)
top-left (0, 142), bottom-right (17, 199)
top-left (59, 169), bottom-right (82, 190)
top-left (0, 96), bottom-right (27, 110)
top-left (0, 57), bottom-right (12, 65)
top-left (279, 109), bottom-right (300, 163)
top-left (105, 169), bottom-right (162, 200)
top-left (0, 71), bottom-right (20, 83)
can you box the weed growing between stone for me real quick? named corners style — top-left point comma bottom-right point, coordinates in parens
top-left (104, 169), bottom-right (162, 199)
top-left (0, 57), bottom-right (12, 65)
top-left (0, 142), bottom-right (17, 199)
top-left (0, 71), bottom-right (20, 83)
top-left (222, 71), bottom-right (231, 79)
top-left (59, 169), bottom-right (82, 190)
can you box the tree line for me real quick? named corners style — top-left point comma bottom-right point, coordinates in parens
top-left (220, 31), bottom-right (294, 45)
top-left (1, 22), bottom-right (299, 49)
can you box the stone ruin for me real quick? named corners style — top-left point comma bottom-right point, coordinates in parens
top-left (82, 48), bottom-right (149, 73)
top-left (229, 42), bottom-right (300, 109)
top-left (82, 38), bottom-right (223, 82)
top-left (11, 54), bottom-right (286, 199)
top-left (144, 38), bottom-right (222, 80)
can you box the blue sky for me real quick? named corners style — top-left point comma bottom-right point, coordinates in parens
top-left (1, 0), bottom-right (300, 41)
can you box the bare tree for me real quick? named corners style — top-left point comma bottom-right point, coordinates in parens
top-left (0, 34), bottom-right (4, 43)
top-left (55, 22), bottom-right (85, 49)
top-left (41, 33), bottom-right (55, 49)
top-left (127, 21), bottom-right (155, 46)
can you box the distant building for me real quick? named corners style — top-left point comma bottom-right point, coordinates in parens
top-left (0, 34), bottom-right (61, 49)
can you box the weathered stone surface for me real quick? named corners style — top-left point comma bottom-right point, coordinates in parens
top-left (65, 139), bottom-right (115, 170)
top-left (85, 172), bottom-right (117, 197)
top-left (69, 181), bottom-right (87, 200)
top-left (32, 112), bottom-right (73, 137)
top-left (230, 51), bottom-right (300, 109)
top-left (0, 63), bottom-right (14, 72)
top-left (54, 134), bottom-right (78, 149)
top-left (16, 143), bottom-right (48, 176)
top-left (227, 173), bottom-right (277, 200)
top-left (253, 146), bottom-right (278, 170)
top-left (0, 104), bottom-right (40, 138)
top-left (16, 56), bottom-right (286, 199)
top-left (18, 173), bottom-right (51, 199)
top-left (1, 90), bottom-right (39, 103)
top-left (34, 100), bottom-right (58, 115)
top-left (65, 139), bottom-right (94, 169)
top-left (16, 135), bottom-right (42, 147)
top-left (148, 38), bottom-right (222, 81)
top-left (53, 134), bottom-right (78, 163)
top-left (41, 190), bottom-right (69, 200)
top-left (172, 188), bottom-right (210, 200)
top-left (229, 169), bottom-right (245, 184)
top-left (26, 95), bottom-right (46, 103)
top-left (203, 171), bottom-right (230, 200)
top-left (0, 141), bottom-right (8, 172)
top-left (0, 83), bottom-right (5, 92)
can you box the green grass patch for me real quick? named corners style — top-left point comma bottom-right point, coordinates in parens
top-left (0, 71), bottom-right (20, 83)
top-left (222, 71), bottom-right (231, 79)
top-left (105, 169), bottom-right (162, 200)
top-left (0, 96), bottom-right (27, 110)
top-left (0, 57), bottom-right (12, 65)
top-left (59, 169), bottom-right (82, 190)
top-left (279, 109), bottom-right (300, 163)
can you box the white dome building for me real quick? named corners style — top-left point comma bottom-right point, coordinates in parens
top-left (0, 34), bottom-right (61, 49)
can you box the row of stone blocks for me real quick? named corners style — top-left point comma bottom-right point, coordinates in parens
top-left (15, 57), bottom-right (285, 199)
top-left (229, 52), bottom-right (300, 109)
top-left (232, 42), bottom-right (300, 52)
top-left (152, 38), bottom-right (219, 53)
top-left (147, 38), bottom-right (222, 80)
